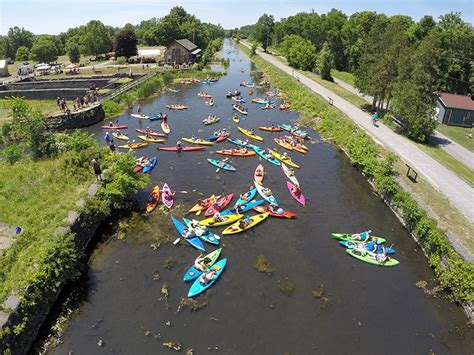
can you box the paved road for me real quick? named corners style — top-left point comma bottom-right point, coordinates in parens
top-left (332, 77), bottom-right (474, 170)
top-left (241, 42), bottom-right (473, 221)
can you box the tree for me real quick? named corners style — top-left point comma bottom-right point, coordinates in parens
top-left (114, 29), bottom-right (138, 59)
top-left (4, 26), bottom-right (34, 58)
top-left (82, 20), bottom-right (112, 57)
top-left (252, 14), bottom-right (274, 51)
top-left (281, 35), bottom-right (317, 71)
top-left (15, 46), bottom-right (30, 61)
top-left (30, 37), bottom-right (59, 63)
top-left (67, 43), bottom-right (80, 63)
top-left (318, 42), bottom-right (334, 80)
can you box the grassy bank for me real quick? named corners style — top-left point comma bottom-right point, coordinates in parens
top-left (0, 99), bottom-right (61, 124)
top-left (436, 124), bottom-right (474, 152)
top-left (237, 42), bottom-right (474, 304)
top-left (331, 70), bottom-right (356, 87)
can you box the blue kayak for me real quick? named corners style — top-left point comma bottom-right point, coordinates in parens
top-left (254, 147), bottom-right (281, 166)
top-left (183, 248), bottom-right (222, 283)
top-left (182, 217), bottom-right (220, 245)
top-left (339, 240), bottom-right (395, 254)
top-left (170, 215), bottom-right (205, 251)
top-left (221, 199), bottom-right (264, 216)
top-left (207, 159), bottom-right (236, 172)
top-left (187, 258), bottom-right (227, 297)
top-left (236, 188), bottom-right (257, 205)
top-left (149, 114), bottom-right (163, 121)
top-left (227, 138), bottom-right (258, 151)
top-left (142, 157), bottom-right (157, 173)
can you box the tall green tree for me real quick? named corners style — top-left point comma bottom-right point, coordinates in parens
top-left (30, 37), bottom-right (59, 63)
top-left (114, 28), bottom-right (138, 59)
top-left (252, 14), bottom-right (275, 51)
top-left (82, 20), bottom-right (112, 57)
top-left (15, 46), bottom-right (30, 61)
top-left (67, 43), bottom-right (81, 63)
top-left (281, 35), bottom-right (317, 71)
top-left (318, 42), bottom-right (334, 80)
top-left (4, 26), bottom-right (34, 58)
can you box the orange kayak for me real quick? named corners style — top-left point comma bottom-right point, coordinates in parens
top-left (188, 195), bottom-right (219, 213)
top-left (274, 138), bottom-right (293, 151)
top-left (146, 186), bottom-right (160, 213)
top-left (216, 149), bottom-right (256, 157)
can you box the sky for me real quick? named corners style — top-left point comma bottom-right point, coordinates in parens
top-left (0, 0), bottom-right (472, 35)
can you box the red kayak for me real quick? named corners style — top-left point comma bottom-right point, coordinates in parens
top-left (101, 124), bottom-right (128, 129)
top-left (133, 156), bottom-right (148, 173)
top-left (252, 205), bottom-right (296, 219)
top-left (135, 129), bottom-right (167, 137)
top-left (204, 193), bottom-right (234, 217)
top-left (158, 146), bottom-right (207, 152)
top-left (216, 131), bottom-right (231, 143)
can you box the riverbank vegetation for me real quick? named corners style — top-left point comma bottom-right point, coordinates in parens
top-left (0, 99), bottom-right (148, 340)
top-left (237, 43), bottom-right (473, 304)
top-left (233, 11), bottom-right (472, 143)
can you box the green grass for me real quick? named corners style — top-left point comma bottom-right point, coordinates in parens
top-left (331, 70), bottom-right (356, 87)
top-left (436, 124), bottom-right (474, 152)
top-left (0, 156), bottom-right (93, 301)
top-left (0, 99), bottom-right (61, 123)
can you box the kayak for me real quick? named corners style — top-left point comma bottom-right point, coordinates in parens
top-left (101, 124), bottom-right (128, 129)
top-left (159, 146), bottom-right (207, 152)
top-left (208, 99), bottom-right (215, 107)
top-left (252, 98), bottom-right (270, 104)
top-left (182, 137), bottom-right (214, 146)
top-left (254, 147), bottom-right (281, 166)
top-left (182, 218), bottom-right (220, 246)
top-left (166, 104), bottom-right (188, 110)
top-left (228, 138), bottom-right (249, 147)
top-left (199, 213), bottom-right (243, 227)
top-left (145, 185), bottom-right (160, 213)
top-left (252, 205), bottom-right (296, 219)
top-left (274, 138), bottom-right (293, 151)
top-left (330, 233), bottom-right (386, 244)
top-left (207, 159), bottom-right (237, 172)
top-left (287, 181), bottom-right (305, 205)
top-left (187, 258), bottom-right (227, 297)
top-left (232, 115), bottom-right (240, 124)
top-left (149, 113), bottom-right (165, 121)
top-left (133, 156), bottom-right (147, 173)
top-left (204, 193), bottom-right (234, 217)
top-left (135, 129), bottom-right (166, 137)
top-left (282, 163), bottom-right (300, 186)
top-left (339, 241), bottom-right (396, 254)
top-left (112, 132), bottom-right (129, 141)
top-left (216, 131), bottom-right (231, 143)
top-left (131, 113), bottom-right (150, 119)
top-left (279, 124), bottom-right (307, 136)
top-left (259, 126), bottom-right (283, 132)
top-left (268, 149), bottom-right (300, 169)
top-left (161, 183), bottom-right (174, 208)
top-left (170, 215), bottom-right (205, 252)
top-left (216, 149), bottom-right (255, 157)
top-left (292, 144), bottom-right (308, 154)
top-left (189, 195), bottom-right (218, 213)
top-left (183, 248), bottom-right (222, 282)
top-left (254, 164), bottom-right (264, 185)
top-left (161, 121), bottom-right (170, 134)
top-left (221, 199), bottom-right (264, 216)
top-left (231, 96), bottom-right (246, 103)
top-left (236, 188), bottom-right (257, 205)
top-left (232, 105), bottom-right (248, 115)
top-left (261, 104), bottom-right (275, 110)
top-left (117, 142), bottom-right (148, 149)
top-left (279, 104), bottom-right (290, 110)
top-left (138, 135), bottom-right (165, 144)
top-left (198, 92), bottom-right (213, 99)
top-left (238, 127), bottom-right (263, 141)
top-left (346, 249), bottom-right (399, 267)
top-left (142, 157), bottom-right (157, 173)
top-left (255, 182), bottom-right (278, 206)
top-left (202, 116), bottom-right (220, 125)
top-left (222, 213), bottom-right (269, 235)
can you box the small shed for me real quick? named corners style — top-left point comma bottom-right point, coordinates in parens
top-left (164, 39), bottom-right (201, 65)
top-left (436, 92), bottom-right (473, 127)
top-left (0, 60), bottom-right (9, 77)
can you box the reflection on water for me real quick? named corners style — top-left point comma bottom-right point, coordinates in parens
top-left (38, 40), bottom-right (473, 355)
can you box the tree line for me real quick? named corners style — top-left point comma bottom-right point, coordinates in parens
top-left (231, 10), bottom-right (473, 141)
top-left (0, 6), bottom-right (224, 65)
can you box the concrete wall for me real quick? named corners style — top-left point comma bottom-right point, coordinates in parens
top-left (0, 88), bottom-right (92, 100)
top-left (47, 103), bottom-right (105, 131)
top-left (2, 78), bottom-right (113, 91)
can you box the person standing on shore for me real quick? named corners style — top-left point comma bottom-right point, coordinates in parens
top-left (92, 158), bottom-right (104, 181)
top-left (109, 139), bottom-right (116, 152)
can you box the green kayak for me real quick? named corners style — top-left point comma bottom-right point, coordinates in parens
top-left (331, 233), bottom-right (386, 244)
top-left (346, 249), bottom-right (399, 267)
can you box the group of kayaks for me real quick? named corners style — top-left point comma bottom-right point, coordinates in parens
top-left (330, 231), bottom-right (399, 266)
top-left (145, 183), bottom-right (174, 213)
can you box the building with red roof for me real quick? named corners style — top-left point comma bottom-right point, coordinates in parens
top-left (436, 92), bottom-right (473, 127)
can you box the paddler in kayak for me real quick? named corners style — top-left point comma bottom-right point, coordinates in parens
top-left (182, 227), bottom-right (196, 239)
top-left (199, 268), bottom-right (217, 285)
top-left (269, 203), bottom-right (283, 215)
top-left (176, 140), bottom-right (183, 152)
top-left (262, 187), bottom-right (272, 197)
top-left (352, 230), bottom-right (373, 242)
top-left (194, 254), bottom-right (213, 272)
top-left (239, 190), bottom-right (252, 202)
top-left (212, 211), bottom-right (224, 223)
top-left (291, 184), bottom-right (302, 198)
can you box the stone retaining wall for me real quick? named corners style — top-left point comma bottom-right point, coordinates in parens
top-left (46, 103), bottom-right (105, 131)
top-left (2, 78), bottom-right (113, 91)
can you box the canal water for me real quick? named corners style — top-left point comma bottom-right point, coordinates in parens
top-left (39, 40), bottom-right (473, 354)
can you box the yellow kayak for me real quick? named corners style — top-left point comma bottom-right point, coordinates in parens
top-left (138, 135), bottom-right (165, 143)
top-left (112, 132), bottom-right (129, 141)
top-left (268, 149), bottom-right (300, 168)
top-left (222, 213), bottom-right (269, 235)
top-left (274, 138), bottom-right (293, 151)
top-left (182, 137), bottom-right (214, 146)
top-left (238, 127), bottom-right (263, 142)
top-left (233, 115), bottom-right (240, 124)
top-left (199, 213), bottom-right (243, 227)
top-left (117, 142), bottom-right (148, 149)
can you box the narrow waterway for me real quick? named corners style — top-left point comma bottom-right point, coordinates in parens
top-left (38, 40), bottom-right (473, 354)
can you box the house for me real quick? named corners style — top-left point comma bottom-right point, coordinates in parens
top-left (164, 39), bottom-right (201, 65)
top-left (0, 60), bottom-right (9, 77)
top-left (436, 92), bottom-right (473, 127)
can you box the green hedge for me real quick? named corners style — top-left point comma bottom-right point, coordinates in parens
top-left (237, 42), bottom-right (474, 303)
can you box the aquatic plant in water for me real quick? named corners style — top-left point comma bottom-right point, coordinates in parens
top-left (254, 255), bottom-right (273, 274)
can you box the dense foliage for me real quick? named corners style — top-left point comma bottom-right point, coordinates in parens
top-left (281, 35), bottom-right (317, 71)
top-left (238, 42), bottom-right (474, 304)
top-left (114, 27), bottom-right (138, 59)
top-left (67, 43), bottom-right (80, 63)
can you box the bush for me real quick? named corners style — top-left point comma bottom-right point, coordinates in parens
top-left (116, 56), bottom-right (127, 65)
